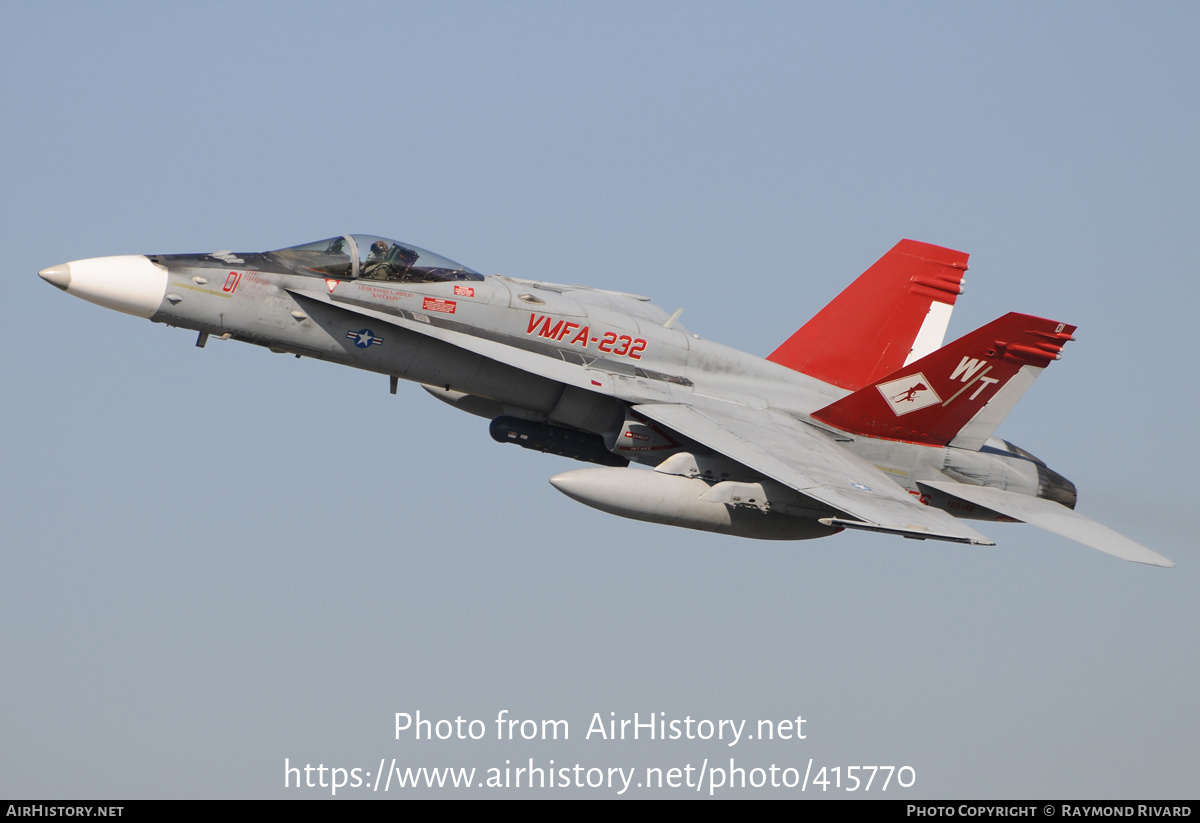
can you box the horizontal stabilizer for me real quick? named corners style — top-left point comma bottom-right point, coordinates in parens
top-left (768, 240), bottom-right (968, 390)
top-left (813, 312), bottom-right (1075, 448)
top-left (919, 480), bottom-right (1174, 568)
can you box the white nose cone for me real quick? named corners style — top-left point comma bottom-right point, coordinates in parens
top-left (39, 255), bottom-right (168, 318)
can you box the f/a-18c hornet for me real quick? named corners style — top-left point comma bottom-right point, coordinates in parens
top-left (38, 235), bottom-right (1173, 567)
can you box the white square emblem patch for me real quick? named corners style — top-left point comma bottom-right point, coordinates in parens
top-left (877, 372), bottom-right (942, 416)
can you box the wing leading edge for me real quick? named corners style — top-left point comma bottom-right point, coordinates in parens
top-left (633, 402), bottom-right (995, 546)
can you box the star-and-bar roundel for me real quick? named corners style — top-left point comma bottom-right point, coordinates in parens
top-left (346, 328), bottom-right (384, 349)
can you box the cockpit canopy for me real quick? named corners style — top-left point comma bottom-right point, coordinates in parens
top-left (265, 235), bottom-right (483, 283)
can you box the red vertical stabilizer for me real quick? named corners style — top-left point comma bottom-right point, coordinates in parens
top-left (811, 312), bottom-right (1076, 447)
top-left (768, 239), bottom-right (968, 390)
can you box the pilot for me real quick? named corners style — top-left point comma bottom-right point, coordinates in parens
top-left (361, 240), bottom-right (392, 280)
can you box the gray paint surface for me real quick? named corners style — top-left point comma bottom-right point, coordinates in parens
top-left (3, 2), bottom-right (1198, 799)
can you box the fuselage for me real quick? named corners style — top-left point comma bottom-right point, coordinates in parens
top-left (39, 237), bottom-right (1075, 530)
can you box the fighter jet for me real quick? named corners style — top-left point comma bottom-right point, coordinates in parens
top-left (38, 234), bottom-right (1173, 567)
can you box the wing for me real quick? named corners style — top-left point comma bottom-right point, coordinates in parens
top-left (633, 401), bottom-right (995, 545)
top-left (918, 480), bottom-right (1174, 568)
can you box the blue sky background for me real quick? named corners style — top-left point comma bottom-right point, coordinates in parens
top-left (3, 1), bottom-right (1197, 798)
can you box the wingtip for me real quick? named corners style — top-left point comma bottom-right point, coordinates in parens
top-left (1140, 554), bottom-right (1176, 569)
